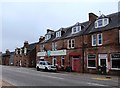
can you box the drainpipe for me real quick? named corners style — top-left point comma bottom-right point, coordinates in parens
top-left (82, 34), bottom-right (84, 73)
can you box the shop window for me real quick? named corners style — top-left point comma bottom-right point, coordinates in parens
top-left (87, 55), bottom-right (96, 68)
top-left (111, 53), bottom-right (120, 70)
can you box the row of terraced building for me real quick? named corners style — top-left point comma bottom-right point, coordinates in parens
top-left (2, 12), bottom-right (120, 75)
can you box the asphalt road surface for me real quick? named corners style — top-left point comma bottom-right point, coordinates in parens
top-left (2, 66), bottom-right (119, 88)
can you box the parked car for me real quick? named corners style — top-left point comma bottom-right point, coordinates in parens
top-left (36, 61), bottom-right (57, 72)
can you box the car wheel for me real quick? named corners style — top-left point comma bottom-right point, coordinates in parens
top-left (45, 67), bottom-right (48, 72)
top-left (37, 67), bottom-right (40, 71)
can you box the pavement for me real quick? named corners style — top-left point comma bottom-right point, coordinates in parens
top-left (0, 80), bottom-right (17, 88)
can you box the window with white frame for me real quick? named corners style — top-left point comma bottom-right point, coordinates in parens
top-left (119, 30), bottom-right (120, 43)
top-left (92, 33), bottom-right (102, 46)
top-left (98, 19), bottom-right (103, 27)
top-left (68, 40), bottom-right (71, 49)
top-left (72, 26), bottom-right (81, 34)
top-left (20, 48), bottom-right (22, 55)
top-left (71, 39), bottom-right (75, 48)
top-left (56, 31), bottom-right (61, 38)
top-left (52, 42), bottom-right (57, 51)
top-left (40, 45), bottom-right (44, 52)
top-left (61, 56), bottom-right (65, 66)
top-left (45, 34), bottom-right (51, 40)
top-left (52, 57), bottom-right (57, 66)
top-left (67, 39), bottom-right (75, 49)
top-left (95, 18), bottom-right (109, 28)
top-left (92, 34), bottom-right (96, 46)
top-left (97, 33), bottom-right (102, 45)
top-left (111, 53), bottom-right (120, 70)
top-left (15, 49), bottom-right (18, 54)
top-left (24, 47), bottom-right (27, 55)
top-left (87, 55), bottom-right (96, 68)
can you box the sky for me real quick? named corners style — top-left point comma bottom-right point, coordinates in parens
top-left (0, 0), bottom-right (119, 53)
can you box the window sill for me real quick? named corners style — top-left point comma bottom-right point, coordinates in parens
top-left (87, 67), bottom-right (96, 69)
top-left (97, 44), bottom-right (102, 46)
top-left (92, 45), bottom-right (96, 47)
top-left (110, 68), bottom-right (120, 70)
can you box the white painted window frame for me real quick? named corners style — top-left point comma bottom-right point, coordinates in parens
top-left (72, 26), bottom-right (81, 34)
top-left (97, 33), bottom-right (102, 46)
top-left (45, 34), bottom-right (51, 40)
top-left (119, 30), bottom-right (120, 43)
top-left (40, 45), bottom-right (44, 52)
top-left (71, 39), bottom-right (75, 49)
top-left (95, 18), bottom-right (109, 28)
top-left (87, 54), bottom-right (96, 69)
top-left (52, 57), bottom-right (57, 66)
top-left (67, 39), bottom-right (75, 49)
top-left (92, 34), bottom-right (96, 46)
top-left (110, 53), bottom-right (120, 70)
top-left (56, 31), bottom-right (61, 38)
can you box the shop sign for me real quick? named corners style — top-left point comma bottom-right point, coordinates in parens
top-left (111, 53), bottom-right (120, 58)
top-left (88, 55), bottom-right (96, 59)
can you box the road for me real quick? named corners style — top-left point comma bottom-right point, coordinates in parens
top-left (2, 66), bottom-right (119, 87)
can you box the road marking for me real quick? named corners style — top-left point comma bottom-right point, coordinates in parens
top-left (44, 75), bottom-right (65, 80)
top-left (87, 82), bottom-right (108, 86)
top-left (92, 77), bottom-right (112, 80)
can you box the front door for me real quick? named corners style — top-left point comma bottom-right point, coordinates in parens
top-left (99, 54), bottom-right (108, 72)
top-left (72, 56), bottom-right (80, 72)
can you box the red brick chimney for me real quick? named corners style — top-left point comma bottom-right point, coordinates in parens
top-left (89, 13), bottom-right (98, 22)
top-left (47, 29), bottom-right (54, 33)
top-left (6, 49), bottom-right (10, 55)
top-left (39, 36), bottom-right (45, 42)
top-left (24, 41), bottom-right (29, 47)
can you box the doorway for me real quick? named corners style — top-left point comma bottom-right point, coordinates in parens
top-left (98, 54), bottom-right (108, 72)
top-left (72, 56), bottom-right (80, 72)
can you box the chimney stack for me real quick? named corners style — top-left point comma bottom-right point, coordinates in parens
top-left (6, 49), bottom-right (10, 55)
top-left (47, 29), bottom-right (54, 33)
top-left (89, 13), bottom-right (98, 22)
top-left (24, 41), bottom-right (29, 47)
top-left (39, 36), bottom-right (45, 42)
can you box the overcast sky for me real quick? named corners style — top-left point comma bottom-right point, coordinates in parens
top-left (0, 0), bottom-right (119, 53)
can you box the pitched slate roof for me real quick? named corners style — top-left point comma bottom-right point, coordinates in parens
top-left (27, 42), bottom-right (37, 50)
top-left (2, 51), bottom-right (15, 57)
top-left (41, 21), bottom-right (90, 43)
top-left (40, 12), bottom-right (119, 43)
top-left (87, 12), bottom-right (120, 34)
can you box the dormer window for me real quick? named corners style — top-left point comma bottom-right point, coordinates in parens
top-left (72, 26), bottom-right (81, 34)
top-left (56, 31), bottom-right (61, 38)
top-left (45, 34), bottom-right (51, 40)
top-left (95, 18), bottom-right (109, 28)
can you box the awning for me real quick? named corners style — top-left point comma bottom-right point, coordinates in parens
top-left (69, 54), bottom-right (81, 56)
